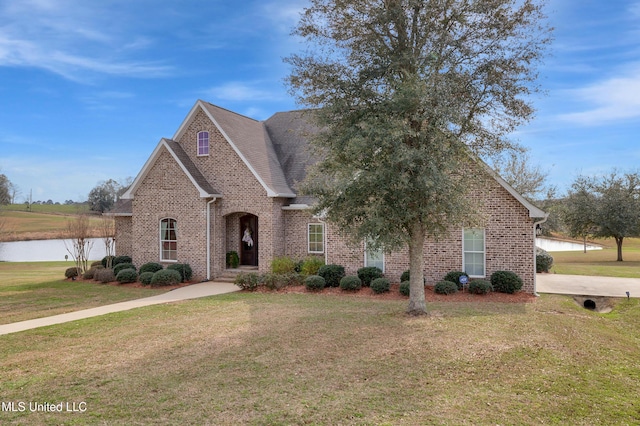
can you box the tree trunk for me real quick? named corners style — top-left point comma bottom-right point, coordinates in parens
top-left (406, 221), bottom-right (428, 315)
top-left (616, 236), bottom-right (624, 262)
top-left (583, 235), bottom-right (587, 254)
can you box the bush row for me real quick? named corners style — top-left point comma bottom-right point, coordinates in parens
top-left (73, 257), bottom-right (192, 287)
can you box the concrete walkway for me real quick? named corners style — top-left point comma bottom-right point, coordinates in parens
top-left (0, 282), bottom-right (240, 336)
top-left (537, 273), bottom-right (640, 298)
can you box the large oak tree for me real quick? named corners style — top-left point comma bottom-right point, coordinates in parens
top-left (286, 0), bottom-right (551, 314)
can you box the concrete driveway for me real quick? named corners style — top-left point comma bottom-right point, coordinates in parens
top-left (537, 273), bottom-right (640, 298)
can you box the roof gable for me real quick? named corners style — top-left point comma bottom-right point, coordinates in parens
top-left (173, 100), bottom-right (295, 198)
top-left (121, 138), bottom-right (221, 200)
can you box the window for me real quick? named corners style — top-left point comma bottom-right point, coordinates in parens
top-left (308, 223), bottom-right (324, 253)
top-left (365, 240), bottom-right (384, 272)
top-left (463, 228), bottom-right (485, 277)
top-left (160, 218), bottom-right (177, 261)
top-left (197, 131), bottom-right (209, 156)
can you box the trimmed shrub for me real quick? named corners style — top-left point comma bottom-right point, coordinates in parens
top-left (357, 266), bottom-right (383, 287)
top-left (443, 271), bottom-right (469, 290)
top-left (83, 265), bottom-right (104, 280)
top-left (90, 260), bottom-right (103, 268)
top-left (116, 268), bottom-right (138, 284)
top-left (399, 281), bottom-right (410, 297)
top-left (94, 268), bottom-right (115, 284)
top-left (65, 267), bottom-right (82, 279)
top-left (139, 262), bottom-right (163, 275)
top-left (167, 263), bottom-right (193, 282)
top-left (536, 247), bottom-right (554, 273)
top-left (339, 275), bottom-right (362, 291)
top-left (151, 269), bottom-right (182, 287)
top-left (468, 279), bottom-right (493, 295)
top-left (491, 270), bottom-right (523, 294)
top-left (226, 251), bottom-right (239, 268)
top-left (434, 280), bottom-right (459, 295)
top-left (305, 275), bottom-right (326, 291)
top-left (101, 256), bottom-right (115, 268)
top-left (301, 256), bottom-right (325, 276)
top-left (371, 277), bottom-right (390, 294)
top-left (139, 271), bottom-right (154, 286)
top-left (400, 269), bottom-right (426, 285)
top-left (234, 273), bottom-right (260, 291)
top-left (113, 263), bottom-right (136, 276)
top-left (113, 255), bottom-right (132, 267)
top-left (261, 273), bottom-right (296, 290)
top-left (318, 264), bottom-right (345, 288)
top-left (271, 256), bottom-right (297, 274)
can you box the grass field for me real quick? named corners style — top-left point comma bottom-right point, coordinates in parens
top-left (0, 204), bottom-right (109, 242)
top-left (0, 262), bottom-right (166, 324)
top-left (550, 237), bottom-right (640, 278)
top-left (1, 263), bottom-right (640, 425)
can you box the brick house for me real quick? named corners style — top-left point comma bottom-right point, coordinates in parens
top-left (110, 100), bottom-right (547, 293)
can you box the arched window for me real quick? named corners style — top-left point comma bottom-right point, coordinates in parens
top-left (197, 131), bottom-right (209, 156)
top-left (160, 218), bottom-right (177, 261)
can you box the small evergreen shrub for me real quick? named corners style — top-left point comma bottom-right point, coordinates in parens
top-left (301, 256), bottom-right (325, 276)
top-left (357, 266), bottom-right (383, 287)
top-left (139, 262), bottom-right (163, 275)
top-left (294, 260), bottom-right (304, 273)
top-left (305, 275), bottom-right (326, 291)
top-left (116, 268), bottom-right (138, 284)
top-left (151, 269), bottom-right (182, 287)
top-left (271, 256), bottom-right (297, 274)
top-left (234, 272), bottom-right (260, 291)
top-left (94, 268), bottom-right (115, 283)
top-left (536, 247), bottom-right (554, 273)
top-left (261, 273), bottom-right (296, 290)
top-left (434, 280), bottom-right (459, 295)
top-left (399, 281), bottom-right (410, 296)
top-left (318, 264), bottom-right (345, 287)
top-left (113, 263), bottom-right (136, 276)
top-left (65, 267), bottom-right (82, 279)
top-left (226, 251), bottom-right (240, 268)
top-left (339, 275), bottom-right (362, 291)
top-left (443, 271), bottom-right (469, 290)
top-left (101, 256), bottom-right (115, 268)
top-left (400, 269), bottom-right (426, 284)
top-left (371, 277), bottom-right (390, 294)
top-left (83, 265), bottom-right (104, 280)
top-left (167, 263), bottom-right (193, 282)
top-left (491, 270), bottom-right (523, 294)
top-left (468, 279), bottom-right (493, 295)
top-left (139, 271), bottom-right (154, 286)
top-left (113, 255), bottom-right (132, 267)
top-left (91, 260), bottom-right (103, 267)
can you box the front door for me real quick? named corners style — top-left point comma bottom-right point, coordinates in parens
top-left (240, 214), bottom-right (258, 266)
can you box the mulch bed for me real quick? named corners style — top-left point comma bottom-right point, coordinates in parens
top-left (254, 283), bottom-right (536, 303)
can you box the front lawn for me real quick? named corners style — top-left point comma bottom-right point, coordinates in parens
top-left (0, 262), bottom-right (166, 324)
top-left (550, 237), bottom-right (640, 278)
top-left (1, 292), bottom-right (639, 425)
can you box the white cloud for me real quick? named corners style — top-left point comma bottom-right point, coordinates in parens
top-left (206, 82), bottom-right (281, 102)
top-left (559, 64), bottom-right (640, 125)
top-left (0, 0), bottom-right (173, 81)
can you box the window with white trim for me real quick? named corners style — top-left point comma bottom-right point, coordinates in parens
top-left (463, 228), bottom-right (485, 277)
top-left (365, 240), bottom-right (384, 272)
top-left (308, 223), bottom-right (324, 253)
top-left (160, 218), bottom-right (178, 261)
top-left (197, 131), bottom-right (209, 156)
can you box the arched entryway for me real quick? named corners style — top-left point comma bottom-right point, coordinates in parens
top-left (239, 214), bottom-right (258, 266)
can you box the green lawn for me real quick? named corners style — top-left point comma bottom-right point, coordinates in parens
top-left (0, 291), bottom-right (638, 425)
top-left (0, 262), bottom-right (166, 324)
top-left (550, 237), bottom-right (640, 278)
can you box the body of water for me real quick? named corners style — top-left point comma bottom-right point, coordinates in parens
top-left (536, 237), bottom-right (602, 252)
top-left (0, 238), bottom-right (112, 262)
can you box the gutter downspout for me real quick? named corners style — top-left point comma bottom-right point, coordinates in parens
top-left (207, 197), bottom-right (217, 281)
top-left (533, 213), bottom-right (549, 297)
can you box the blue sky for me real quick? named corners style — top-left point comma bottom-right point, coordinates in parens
top-left (0, 0), bottom-right (639, 203)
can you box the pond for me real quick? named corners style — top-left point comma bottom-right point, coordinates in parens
top-left (0, 238), bottom-right (113, 262)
